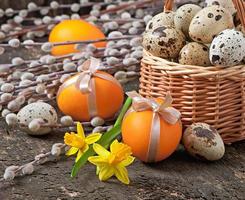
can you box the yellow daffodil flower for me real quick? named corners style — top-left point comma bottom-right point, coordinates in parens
top-left (88, 140), bottom-right (135, 185)
top-left (64, 122), bottom-right (101, 162)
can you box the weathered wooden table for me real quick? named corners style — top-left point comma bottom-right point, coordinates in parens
top-left (0, 1), bottom-right (244, 198)
top-left (0, 120), bottom-right (244, 200)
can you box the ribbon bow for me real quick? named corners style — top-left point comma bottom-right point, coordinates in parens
top-left (76, 57), bottom-right (101, 94)
top-left (127, 91), bottom-right (181, 124)
top-left (126, 91), bottom-right (181, 162)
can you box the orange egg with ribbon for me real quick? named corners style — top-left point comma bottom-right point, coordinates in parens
top-left (57, 58), bottom-right (124, 121)
top-left (49, 19), bottom-right (106, 56)
top-left (122, 92), bottom-right (182, 163)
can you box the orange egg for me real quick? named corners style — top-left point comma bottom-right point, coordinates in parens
top-left (57, 71), bottom-right (124, 121)
top-left (122, 105), bottom-right (182, 162)
top-left (49, 19), bottom-right (106, 56)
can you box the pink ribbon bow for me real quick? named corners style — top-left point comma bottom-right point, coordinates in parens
top-left (126, 91), bottom-right (181, 162)
top-left (75, 57), bottom-right (101, 94)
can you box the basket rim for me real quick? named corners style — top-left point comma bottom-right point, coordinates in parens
top-left (142, 49), bottom-right (245, 78)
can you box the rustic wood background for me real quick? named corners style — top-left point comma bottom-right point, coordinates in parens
top-left (0, 0), bottom-right (99, 9)
top-left (0, 119), bottom-right (244, 199)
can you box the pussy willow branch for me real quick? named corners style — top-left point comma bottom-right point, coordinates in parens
top-left (0, 35), bottom-right (139, 47)
top-left (12, 2), bottom-right (111, 14)
top-left (0, 0), bottom-right (156, 41)
top-left (0, 144), bottom-right (67, 185)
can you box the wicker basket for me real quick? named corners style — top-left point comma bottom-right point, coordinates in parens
top-left (139, 0), bottom-right (245, 144)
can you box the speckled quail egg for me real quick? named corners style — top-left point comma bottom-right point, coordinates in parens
top-left (209, 29), bottom-right (245, 67)
top-left (183, 123), bottom-right (225, 161)
top-left (143, 26), bottom-right (186, 58)
top-left (146, 11), bottom-right (175, 31)
top-left (179, 42), bottom-right (211, 66)
top-left (189, 6), bottom-right (234, 44)
top-left (205, 0), bottom-right (237, 16)
top-left (17, 102), bottom-right (58, 135)
top-left (174, 4), bottom-right (202, 37)
top-left (236, 24), bottom-right (245, 35)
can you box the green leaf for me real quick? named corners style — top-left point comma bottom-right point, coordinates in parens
top-left (71, 97), bottom-right (132, 178)
top-left (70, 146), bottom-right (95, 177)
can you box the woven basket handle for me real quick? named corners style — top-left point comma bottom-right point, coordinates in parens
top-left (164, 0), bottom-right (174, 12)
top-left (233, 0), bottom-right (245, 29)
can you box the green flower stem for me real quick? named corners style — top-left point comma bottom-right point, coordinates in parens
top-left (71, 97), bottom-right (132, 178)
top-left (114, 97), bottom-right (132, 127)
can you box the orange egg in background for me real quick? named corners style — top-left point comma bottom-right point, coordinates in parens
top-left (57, 71), bottom-right (124, 121)
top-left (49, 19), bottom-right (106, 56)
top-left (122, 103), bottom-right (182, 163)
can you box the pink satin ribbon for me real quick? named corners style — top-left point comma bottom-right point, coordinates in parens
top-left (126, 91), bottom-right (181, 162)
top-left (57, 57), bottom-right (122, 119)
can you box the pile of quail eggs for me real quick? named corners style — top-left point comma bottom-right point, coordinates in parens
top-left (143, 0), bottom-right (245, 67)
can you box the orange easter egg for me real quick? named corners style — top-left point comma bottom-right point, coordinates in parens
top-left (49, 19), bottom-right (106, 56)
top-left (57, 71), bottom-right (124, 121)
top-left (122, 104), bottom-right (182, 162)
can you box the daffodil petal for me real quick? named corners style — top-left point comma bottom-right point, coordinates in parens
top-left (110, 139), bottom-right (120, 153)
top-left (64, 132), bottom-right (85, 149)
top-left (82, 144), bottom-right (89, 153)
top-left (75, 150), bottom-right (84, 162)
top-left (93, 143), bottom-right (110, 157)
top-left (88, 156), bottom-right (108, 165)
top-left (66, 147), bottom-right (79, 156)
top-left (85, 133), bottom-right (102, 144)
top-left (77, 122), bottom-right (85, 139)
top-left (64, 133), bottom-right (72, 146)
top-left (96, 166), bottom-right (100, 175)
top-left (110, 140), bottom-right (132, 158)
top-left (120, 156), bottom-right (135, 167)
top-left (114, 165), bottom-right (130, 185)
top-left (99, 165), bottom-right (114, 181)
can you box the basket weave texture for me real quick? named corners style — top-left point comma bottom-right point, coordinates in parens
top-left (140, 50), bottom-right (245, 144)
top-left (139, 0), bottom-right (245, 144)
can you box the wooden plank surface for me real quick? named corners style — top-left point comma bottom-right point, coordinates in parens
top-left (0, 121), bottom-right (244, 200)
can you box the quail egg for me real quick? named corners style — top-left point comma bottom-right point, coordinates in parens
top-left (183, 123), bottom-right (225, 161)
top-left (205, 0), bottom-right (237, 15)
top-left (17, 102), bottom-right (58, 135)
top-left (143, 26), bottom-right (186, 58)
top-left (236, 24), bottom-right (245, 35)
top-left (174, 4), bottom-right (202, 37)
top-left (189, 6), bottom-right (234, 44)
top-left (179, 42), bottom-right (211, 66)
top-left (209, 29), bottom-right (245, 67)
top-left (146, 11), bottom-right (175, 31)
